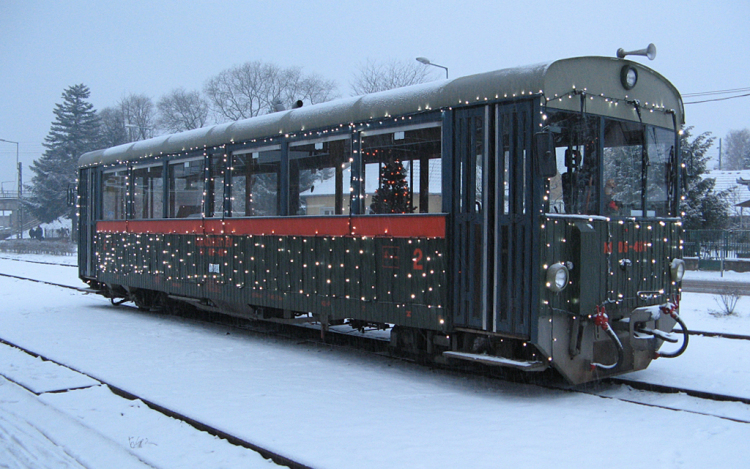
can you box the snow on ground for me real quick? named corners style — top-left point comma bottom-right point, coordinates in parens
top-left (0, 256), bottom-right (80, 287)
top-left (685, 268), bottom-right (750, 283)
top-left (0, 257), bottom-right (749, 468)
top-left (0, 252), bottom-right (77, 266)
top-left (0, 376), bottom-right (152, 469)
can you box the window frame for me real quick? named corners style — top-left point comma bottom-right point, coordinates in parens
top-left (360, 121), bottom-right (443, 215)
top-left (131, 161), bottom-right (165, 219)
top-left (167, 156), bottom-right (206, 219)
top-left (228, 144), bottom-right (282, 217)
top-left (288, 135), bottom-right (353, 216)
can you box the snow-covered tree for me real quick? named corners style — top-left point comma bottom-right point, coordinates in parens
top-left (680, 127), bottom-right (729, 229)
top-left (27, 84), bottom-right (101, 224)
top-left (723, 128), bottom-right (750, 170)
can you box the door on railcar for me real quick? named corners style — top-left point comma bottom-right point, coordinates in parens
top-left (492, 103), bottom-right (533, 337)
top-left (452, 104), bottom-right (533, 337)
top-left (78, 167), bottom-right (99, 279)
top-left (453, 107), bottom-right (487, 330)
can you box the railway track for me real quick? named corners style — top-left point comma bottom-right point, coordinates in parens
top-left (0, 255), bottom-right (77, 267)
top-left (3, 268), bottom-right (750, 432)
top-left (0, 271), bottom-right (92, 292)
top-left (682, 278), bottom-right (750, 295)
top-left (0, 336), bottom-right (314, 469)
top-left (573, 380), bottom-right (750, 425)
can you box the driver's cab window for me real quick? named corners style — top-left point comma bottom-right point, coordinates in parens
top-left (547, 114), bottom-right (600, 215)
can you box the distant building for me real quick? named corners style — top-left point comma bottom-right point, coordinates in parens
top-left (702, 169), bottom-right (750, 227)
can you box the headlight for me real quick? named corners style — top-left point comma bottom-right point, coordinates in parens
top-left (670, 258), bottom-right (685, 282)
top-left (546, 262), bottom-right (569, 292)
top-left (620, 65), bottom-right (638, 90)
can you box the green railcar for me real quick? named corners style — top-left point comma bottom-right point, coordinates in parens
top-left (79, 53), bottom-right (687, 384)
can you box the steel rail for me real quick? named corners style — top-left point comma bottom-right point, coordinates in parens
top-left (0, 337), bottom-right (315, 469)
top-left (4, 270), bottom-right (750, 428)
top-left (0, 255), bottom-right (77, 267)
top-left (606, 377), bottom-right (750, 406)
top-left (0, 272), bottom-right (91, 292)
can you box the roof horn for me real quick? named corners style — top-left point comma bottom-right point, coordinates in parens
top-left (616, 43), bottom-right (657, 61)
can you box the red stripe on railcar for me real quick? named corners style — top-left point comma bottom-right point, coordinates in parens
top-left (96, 215), bottom-right (446, 238)
top-left (349, 215), bottom-right (446, 238)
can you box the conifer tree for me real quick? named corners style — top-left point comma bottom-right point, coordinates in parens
top-left (370, 159), bottom-right (413, 214)
top-left (680, 127), bottom-right (729, 229)
top-left (27, 84), bottom-right (101, 224)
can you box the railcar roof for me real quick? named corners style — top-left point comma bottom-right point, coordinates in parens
top-left (80, 56), bottom-right (684, 168)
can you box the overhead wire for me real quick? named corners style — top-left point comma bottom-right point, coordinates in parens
top-left (683, 86), bottom-right (750, 104)
top-left (683, 87), bottom-right (750, 97)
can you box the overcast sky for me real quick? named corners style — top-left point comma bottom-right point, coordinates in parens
top-left (1, 0), bottom-right (748, 185)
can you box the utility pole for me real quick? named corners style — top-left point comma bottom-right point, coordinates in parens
top-left (17, 162), bottom-right (23, 239)
top-left (0, 138), bottom-right (21, 238)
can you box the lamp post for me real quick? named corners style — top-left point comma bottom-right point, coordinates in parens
top-left (416, 57), bottom-right (449, 79)
top-left (1, 181), bottom-right (13, 195)
top-left (0, 138), bottom-right (22, 238)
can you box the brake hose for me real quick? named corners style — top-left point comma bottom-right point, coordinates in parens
top-left (655, 305), bottom-right (689, 359)
top-left (590, 306), bottom-right (624, 370)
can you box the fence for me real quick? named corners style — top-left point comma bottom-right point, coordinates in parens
top-left (683, 230), bottom-right (750, 260)
top-left (683, 230), bottom-right (750, 271)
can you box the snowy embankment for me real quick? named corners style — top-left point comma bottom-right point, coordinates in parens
top-left (0, 256), bottom-right (749, 468)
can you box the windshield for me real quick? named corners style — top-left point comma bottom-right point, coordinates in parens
top-left (546, 111), bottom-right (677, 217)
top-left (645, 126), bottom-right (676, 217)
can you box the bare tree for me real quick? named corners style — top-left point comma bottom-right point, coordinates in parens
top-left (98, 106), bottom-right (128, 148)
top-left (350, 58), bottom-right (438, 95)
top-left (157, 88), bottom-right (209, 133)
top-left (297, 73), bottom-right (338, 105)
top-left (119, 93), bottom-right (156, 141)
top-left (724, 128), bottom-right (750, 170)
top-left (274, 68), bottom-right (338, 107)
top-left (203, 61), bottom-right (338, 122)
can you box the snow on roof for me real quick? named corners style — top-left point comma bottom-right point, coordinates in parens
top-left (702, 169), bottom-right (750, 195)
top-left (80, 56), bottom-right (683, 168)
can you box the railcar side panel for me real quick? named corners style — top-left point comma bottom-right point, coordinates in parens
top-left (94, 216), bottom-right (448, 331)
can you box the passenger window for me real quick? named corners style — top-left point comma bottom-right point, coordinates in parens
top-left (289, 138), bottom-right (351, 216)
top-left (102, 169), bottom-right (128, 220)
top-left (132, 164), bottom-right (164, 219)
top-left (230, 147), bottom-right (281, 217)
top-left (361, 125), bottom-right (442, 214)
top-left (168, 158), bottom-right (204, 218)
top-left (207, 151), bottom-right (227, 217)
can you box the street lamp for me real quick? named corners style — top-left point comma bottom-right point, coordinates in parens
top-left (0, 138), bottom-right (21, 238)
top-left (416, 57), bottom-right (449, 79)
top-left (0, 139), bottom-right (19, 188)
top-left (1, 181), bottom-right (13, 195)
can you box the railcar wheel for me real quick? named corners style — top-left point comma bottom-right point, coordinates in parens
top-left (131, 289), bottom-right (160, 311)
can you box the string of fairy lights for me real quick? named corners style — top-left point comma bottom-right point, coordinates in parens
top-left (86, 67), bottom-right (683, 372)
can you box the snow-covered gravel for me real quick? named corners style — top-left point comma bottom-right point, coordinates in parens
top-left (1, 254), bottom-right (749, 468)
